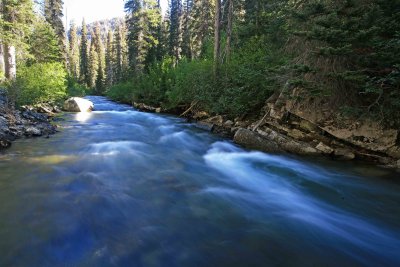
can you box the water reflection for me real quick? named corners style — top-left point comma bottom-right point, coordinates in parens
top-left (0, 96), bottom-right (399, 267)
top-left (76, 111), bottom-right (92, 122)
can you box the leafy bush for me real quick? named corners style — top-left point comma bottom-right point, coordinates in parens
top-left (107, 36), bottom-right (287, 118)
top-left (167, 59), bottom-right (215, 108)
top-left (14, 62), bottom-right (67, 106)
top-left (106, 81), bottom-right (135, 103)
top-left (67, 77), bottom-right (89, 97)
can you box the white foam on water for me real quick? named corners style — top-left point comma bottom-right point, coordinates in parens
top-left (88, 141), bottom-right (149, 157)
top-left (203, 141), bottom-right (400, 261)
top-left (158, 131), bottom-right (199, 149)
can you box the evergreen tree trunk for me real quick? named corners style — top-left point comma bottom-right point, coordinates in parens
top-left (0, 44), bottom-right (5, 76)
top-left (4, 45), bottom-right (16, 80)
top-left (225, 0), bottom-right (233, 61)
top-left (213, 0), bottom-right (221, 75)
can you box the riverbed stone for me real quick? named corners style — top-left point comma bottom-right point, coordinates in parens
top-left (0, 88), bottom-right (8, 108)
top-left (0, 139), bottom-right (11, 149)
top-left (316, 142), bottom-right (334, 155)
top-left (333, 148), bottom-right (355, 160)
top-left (282, 140), bottom-right (320, 156)
top-left (22, 110), bottom-right (48, 122)
top-left (300, 120), bottom-right (318, 133)
top-left (234, 128), bottom-right (282, 153)
top-left (63, 97), bottom-right (94, 112)
top-left (224, 120), bottom-right (234, 127)
top-left (193, 111), bottom-right (209, 120)
top-left (196, 121), bottom-right (214, 132)
top-left (0, 90), bottom-right (57, 149)
top-left (287, 128), bottom-right (307, 140)
top-left (25, 126), bottom-right (42, 136)
top-left (206, 115), bottom-right (224, 126)
top-left (0, 116), bottom-right (8, 132)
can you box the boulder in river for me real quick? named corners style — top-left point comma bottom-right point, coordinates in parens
top-left (63, 97), bottom-right (94, 112)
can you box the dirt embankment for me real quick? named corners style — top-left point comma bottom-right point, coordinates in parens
top-left (132, 99), bottom-right (400, 170)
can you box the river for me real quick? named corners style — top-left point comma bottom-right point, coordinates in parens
top-left (0, 96), bottom-right (399, 267)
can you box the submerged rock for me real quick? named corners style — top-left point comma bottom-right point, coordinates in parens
top-left (333, 148), bottom-right (356, 161)
top-left (63, 97), bottom-right (94, 112)
top-left (196, 121), bottom-right (214, 132)
top-left (0, 139), bottom-right (11, 149)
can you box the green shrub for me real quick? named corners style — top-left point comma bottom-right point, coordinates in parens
top-left (106, 36), bottom-right (287, 118)
top-left (106, 81), bottom-right (135, 103)
top-left (167, 59), bottom-right (215, 109)
top-left (67, 77), bottom-right (89, 97)
top-left (14, 62), bottom-right (67, 106)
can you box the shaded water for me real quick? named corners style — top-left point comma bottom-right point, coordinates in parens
top-left (0, 96), bottom-right (399, 267)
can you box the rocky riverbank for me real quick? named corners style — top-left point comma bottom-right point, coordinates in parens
top-left (132, 100), bottom-right (400, 170)
top-left (0, 89), bottom-right (58, 149)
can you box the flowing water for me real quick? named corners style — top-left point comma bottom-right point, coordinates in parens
top-left (0, 96), bottom-right (399, 267)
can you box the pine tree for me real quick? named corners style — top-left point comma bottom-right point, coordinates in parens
top-left (181, 0), bottom-right (192, 59)
top-left (68, 22), bottom-right (80, 79)
top-left (88, 36), bottom-right (98, 89)
top-left (105, 30), bottom-right (114, 87)
top-left (169, 0), bottom-right (183, 63)
top-left (143, 0), bottom-right (162, 69)
top-left (113, 23), bottom-right (128, 83)
top-left (44, 0), bottom-right (67, 66)
top-left (126, 0), bottom-right (144, 73)
top-left (189, 0), bottom-right (214, 58)
top-left (154, 0), bottom-right (165, 62)
top-left (288, 0), bottom-right (400, 123)
top-left (79, 19), bottom-right (89, 86)
top-left (28, 18), bottom-right (61, 64)
top-left (1, 0), bottom-right (34, 80)
top-left (91, 23), bottom-right (106, 94)
top-left (213, 0), bottom-right (221, 74)
top-left (125, 0), bottom-right (161, 74)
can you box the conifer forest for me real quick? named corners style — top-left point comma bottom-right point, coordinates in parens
top-left (1, 1), bottom-right (400, 266)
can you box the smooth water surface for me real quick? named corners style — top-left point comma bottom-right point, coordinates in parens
top-left (0, 96), bottom-right (399, 267)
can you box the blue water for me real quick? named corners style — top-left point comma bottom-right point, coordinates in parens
top-left (0, 96), bottom-right (399, 267)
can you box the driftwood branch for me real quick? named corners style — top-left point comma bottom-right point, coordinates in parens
top-left (252, 112), bottom-right (269, 131)
top-left (179, 100), bottom-right (199, 117)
